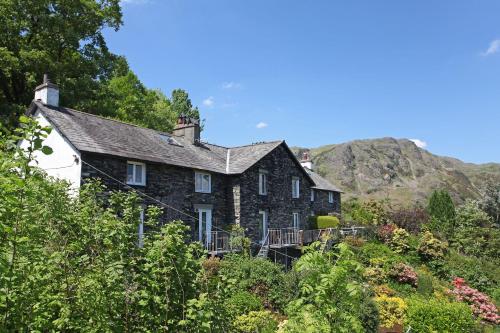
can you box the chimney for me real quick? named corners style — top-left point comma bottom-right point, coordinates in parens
top-left (34, 74), bottom-right (59, 107)
top-left (172, 114), bottom-right (200, 144)
top-left (300, 151), bottom-right (313, 171)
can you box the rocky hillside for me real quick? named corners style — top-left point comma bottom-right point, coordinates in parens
top-left (293, 138), bottom-right (500, 206)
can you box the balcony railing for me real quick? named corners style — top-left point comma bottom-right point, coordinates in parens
top-left (205, 231), bottom-right (232, 254)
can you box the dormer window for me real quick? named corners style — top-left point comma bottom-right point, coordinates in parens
top-left (329, 192), bottom-right (334, 203)
top-left (127, 161), bottom-right (146, 186)
top-left (292, 177), bottom-right (300, 198)
top-left (195, 172), bottom-right (211, 193)
top-left (259, 170), bottom-right (268, 195)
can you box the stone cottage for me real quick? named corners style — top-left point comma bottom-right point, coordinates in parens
top-left (23, 76), bottom-right (342, 253)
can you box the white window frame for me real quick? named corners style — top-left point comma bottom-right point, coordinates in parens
top-left (259, 210), bottom-right (268, 243)
top-left (310, 189), bottom-right (315, 202)
top-left (292, 212), bottom-right (300, 229)
top-left (127, 161), bottom-right (146, 186)
top-left (329, 191), bottom-right (334, 203)
top-left (259, 170), bottom-right (268, 195)
top-left (292, 177), bottom-right (300, 198)
top-left (195, 171), bottom-right (212, 193)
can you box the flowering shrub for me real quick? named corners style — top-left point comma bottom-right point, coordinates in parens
top-left (374, 284), bottom-right (396, 297)
top-left (374, 295), bottom-right (407, 328)
top-left (389, 263), bottom-right (418, 287)
top-left (388, 228), bottom-right (410, 253)
top-left (449, 277), bottom-right (499, 325)
top-left (233, 310), bottom-right (278, 333)
top-left (363, 267), bottom-right (387, 285)
top-left (377, 224), bottom-right (397, 243)
top-left (344, 235), bottom-right (366, 247)
top-left (417, 231), bottom-right (447, 261)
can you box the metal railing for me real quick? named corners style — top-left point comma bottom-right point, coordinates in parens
top-left (205, 231), bottom-right (231, 254)
top-left (268, 228), bottom-right (301, 247)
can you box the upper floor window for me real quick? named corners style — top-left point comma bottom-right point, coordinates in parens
top-left (292, 177), bottom-right (300, 198)
top-left (328, 191), bottom-right (334, 203)
top-left (127, 161), bottom-right (146, 186)
top-left (310, 189), bottom-right (315, 202)
top-left (259, 170), bottom-right (268, 195)
top-left (195, 172), bottom-right (211, 193)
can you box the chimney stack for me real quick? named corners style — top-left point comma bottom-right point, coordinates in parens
top-left (34, 74), bottom-right (59, 107)
top-left (172, 114), bottom-right (200, 144)
top-left (300, 151), bottom-right (313, 171)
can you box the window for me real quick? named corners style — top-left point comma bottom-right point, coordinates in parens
top-left (259, 170), bottom-right (267, 195)
top-left (195, 172), bottom-right (211, 193)
top-left (127, 161), bottom-right (146, 185)
top-left (310, 189), bottom-right (315, 202)
top-left (259, 210), bottom-right (268, 243)
top-left (329, 191), bottom-right (334, 203)
top-left (292, 177), bottom-right (300, 198)
top-left (138, 208), bottom-right (144, 248)
top-left (292, 212), bottom-right (300, 229)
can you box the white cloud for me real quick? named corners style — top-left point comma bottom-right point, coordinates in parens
top-left (256, 122), bottom-right (268, 129)
top-left (202, 96), bottom-right (214, 108)
top-left (481, 39), bottom-right (500, 56)
top-left (410, 139), bottom-right (427, 149)
top-left (221, 82), bottom-right (242, 89)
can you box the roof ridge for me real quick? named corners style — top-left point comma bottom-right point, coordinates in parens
top-left (230, 140), bottom-right (283, 149)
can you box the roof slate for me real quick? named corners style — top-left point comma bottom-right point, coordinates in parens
top-left (306, 169), bottom-right (343, 192)
top-left (31, 102), bottom-right (340, 191)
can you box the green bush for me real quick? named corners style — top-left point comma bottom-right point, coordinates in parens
top-left (233, 310), bottom-right (278, 333)
top-left (225, 291), bottom-right (263, 318)
top-left (416, 272), bottom-right (434, 297)
top-left (405, 298), bottom-right (477, 333)
top-left (417, 231), bottom-right (447, 261)
top-left (308, 215), bottom-right (340, 229)
top-left (360, 296), bottom-right (379, 333)
top-left (388, 228), bottom-right (410, 254)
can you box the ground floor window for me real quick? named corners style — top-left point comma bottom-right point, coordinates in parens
top-left (292, 212), bottom-right (300, 229)
top-left (259, 210), bottom-right (268, 243)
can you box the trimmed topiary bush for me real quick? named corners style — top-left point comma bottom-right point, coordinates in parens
top-left (405, 298), bottom-right (477, 332)
top-left (308, 215), bottom-right (340, 229)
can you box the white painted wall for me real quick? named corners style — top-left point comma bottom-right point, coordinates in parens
top-left (34, 86), bottom-right (59, 107)
top-left (19, 110), bottom-right (81, 190)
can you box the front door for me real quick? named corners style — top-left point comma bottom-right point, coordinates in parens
top-left (198, 208), bottom-right (212, 247)
top-left (259, 210), bottom-right (268, 244)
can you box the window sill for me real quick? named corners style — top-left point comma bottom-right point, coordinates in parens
top-left (195, 190), bottom-right (212, 194)
top-left (127, 182), bottom-right (146, 186)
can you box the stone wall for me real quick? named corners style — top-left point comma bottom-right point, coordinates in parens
top-left (236, 144), bottom-right (315, 240)
top-left (311, 189), bottom-right (341, 217)
top-left (80, 152), bottom-right (230, 240)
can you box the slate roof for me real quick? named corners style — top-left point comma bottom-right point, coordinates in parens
top-left (306, 169), bottom-right (343, 192)
top-left (29, 101), bottom-right (340, 192)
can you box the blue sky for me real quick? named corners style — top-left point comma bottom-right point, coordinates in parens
top-left (106, 0), bottom-right (500, 163)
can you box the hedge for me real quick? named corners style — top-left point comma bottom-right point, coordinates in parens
top-left (308, 215), bottom-right (340, 229)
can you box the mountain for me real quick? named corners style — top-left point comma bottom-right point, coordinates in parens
top-left (293, 138), bottom-right (500, 206)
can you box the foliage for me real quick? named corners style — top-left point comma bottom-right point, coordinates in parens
top-left (364, 267), bottom-right (387, 285)
top-left (225, 290), bottom-right (263, 318)
top-left (233, 310), bottom-right (278, 333)
top-left (417, 231), bottom-right (447, 261)
top-left (389, 207), bottom-right (429, 233)
top-left (344, 235), bottom-right (366, 247)
top-left (360, 296), bottom-right (379, 333)
top-left (374, 295), bottom-right (407, 328)
top-left (308, 215), bottom-right (340, 229)
top-left (388, 227), bottom-right (410, 254)
top-left (405, 297), bottom-right (478, 332)
top-left (282, 243), bottom-right (365, 332)
top-left (343, 198), bottom-right (390, 226)
top-left (389, 263), bottom-right (418, 287)
top-left (228, 224), bottom-right (251, 255)
top-left (479, 182), bottom-right (500, 225)
top-left (0, 0), bottom-right (122, 125)
top-left (427, 189), bottom-right (456, 237)
top-left (449, 278), bottom-right (500, 325)
top-left (377, 223), bottom-right (397, 243)
top-left (416, 271), bottom-right (434, 297)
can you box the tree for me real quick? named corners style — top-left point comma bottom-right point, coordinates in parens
top-left (479, 182), bottom-right (500, 226)
top-left (427, 190), bottom-right (456, 237)
top-left (0, 0), bottom-right (122, 124)
top-left (171, 89), bottom-right (201, 120)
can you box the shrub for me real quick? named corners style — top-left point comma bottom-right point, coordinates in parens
top-left (374, 284), bottom-right (396, 297)
top-left (449, 278), bottom-right (500, 325)
top-left (344, 235), bottom-right (365, 247)
top-left (389, 263), bottom-right (418, 287)
top-left (377, 223), bottom-right (397, 243)
top-left (364, 267), bottom-right (387, 285)
top-left (416, 272), bottom-right (434, 297)
top-left (309, 215), bottom-right (340, 229)
top-left (388, 228), bottom-right (410, 254)
top-left (358, 243), bottom-right (402, 269)
top-left (417, 231), bottom-right (447, 261)
top-left (427, 189), bottom-right (456, 236)
top-left (360, 296), bottom-right (379, 333)
top-left (233, 310), bottom-right (278, 333)
top-left (374, 295), bottom-right (407, 328)
top-left (390, 207), bottom-right (429, 233)
top-left (225, 291), bottom-right (263, 318)
top-left (405, 297), bottom-right (477, 332)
